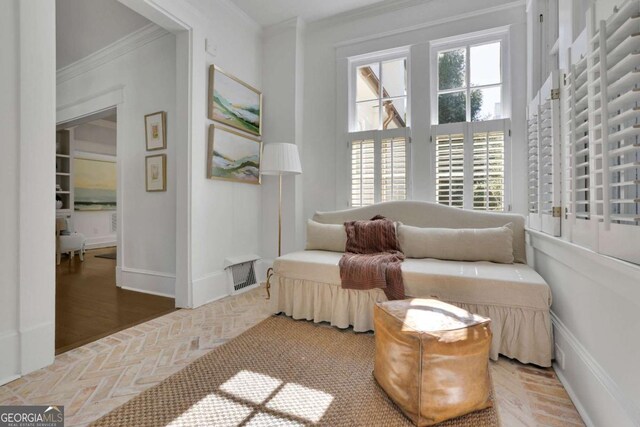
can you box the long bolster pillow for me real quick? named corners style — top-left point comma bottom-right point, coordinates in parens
top-left (398, 223), bottom-right (514, 264)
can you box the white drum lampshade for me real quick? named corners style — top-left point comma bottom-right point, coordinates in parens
top-left (261, 143), bottom-right (302, 176)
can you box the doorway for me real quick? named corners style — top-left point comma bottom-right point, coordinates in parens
top-left (55, 109), bottom-right (176, 354)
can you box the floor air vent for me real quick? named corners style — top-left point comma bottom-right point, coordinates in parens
top-left (224, 254), bottom-right (261, 294)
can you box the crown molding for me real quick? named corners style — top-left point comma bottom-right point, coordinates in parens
top-left (57, 23), bottom-right (169, 84)
top-left (309, 0), bottom-right (432, 29)
top-left (263, 16), bottom-right (306, 39)
top-left (211, 0), bottom-right (262, 33)
top-left (333, 0), bottom-right (526, 48)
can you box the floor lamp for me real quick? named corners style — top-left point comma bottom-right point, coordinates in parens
top-left (260, 143), bottom-right (302, 298)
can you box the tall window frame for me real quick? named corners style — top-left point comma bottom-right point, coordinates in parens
top-left (347, 48), bottom-right (411, 207)
top-left (429, 28), bottom-right (512, 212)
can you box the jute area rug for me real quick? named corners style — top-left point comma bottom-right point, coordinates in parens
top-left (93, 316), bottom-right (499, 426)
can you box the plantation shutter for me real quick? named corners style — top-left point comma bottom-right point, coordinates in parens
top-left (588, 0), bottom-right (640, 264)
top-left (528, 72), bottom-right (562, 236)
top-left (381, 136), bottom-right (408, 202)
top-left (349, 128), bottom-right (409, 207)
top-left (351, 139), bottom-right (375, 207)
top-left (528, 94), bottom-right (540, 227)
top-left (433, 119), bottom-right (509, 211)
top-left (472, 129), bottom-right (506, 211)
top-left (568, 57), bottom-right (591, 221)
top-left (435, 131), bottom-right (465, 208)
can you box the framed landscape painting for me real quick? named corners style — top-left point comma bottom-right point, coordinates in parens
top-left (74, 157), bottom-right (117, 211)
top-left (209, 65), bottom-right (262, 136)
top-left (207, 125), bottom-right (261, 185)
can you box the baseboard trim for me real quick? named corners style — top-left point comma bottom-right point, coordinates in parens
top-left (192, 270), bottom-right (229, 308)
top-left (119, 286), bottom-right (174, 299)
top-left (551, 311), bottom-right (639, 426)
top-left (0, 331), bottom-right (19, 386)
top-left (84, 236), bottom-right (116, 250)
top-left (554, 363), bottom-right (595, 427)
top-left (117, 267), bottom-right (175, 297)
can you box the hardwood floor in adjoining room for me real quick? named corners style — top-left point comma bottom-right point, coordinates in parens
top-left (56, 247), bottom-right (176, 354)
top-left (4, 285), bottom-right (583, 426)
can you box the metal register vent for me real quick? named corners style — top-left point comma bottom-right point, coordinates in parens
top-left (230, 261), bottom-right (256, 292)
top-left (224, 254), bottom-right (261, 294)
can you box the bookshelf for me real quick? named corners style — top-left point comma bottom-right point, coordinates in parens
top-left (56, 129), bottom-right (74, 214)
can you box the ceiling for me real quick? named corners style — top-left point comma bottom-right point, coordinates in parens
top-left (230, 0), bottom-right (388, 27)
top-left (56, 0), bottom-right (151, 69)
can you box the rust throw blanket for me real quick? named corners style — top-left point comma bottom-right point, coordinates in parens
top-left (339, 215), bottom-right (405, 300)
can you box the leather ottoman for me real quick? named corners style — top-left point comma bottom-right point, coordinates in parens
top-left (373, 298), bottom-right (492, 426)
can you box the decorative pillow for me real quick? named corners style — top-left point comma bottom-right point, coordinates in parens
top-left (305, 220), bottom-right (347, 252)
top-left (397, 223), bottom-right (515, 264)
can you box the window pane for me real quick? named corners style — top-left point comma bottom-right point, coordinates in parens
top-left (381, 137), bottom-right (407, 202)
top-left (438, 91), bottom-right (466, 124)
top-left (355, 100), bottom-right (380, 131)
top-left (381, 59), bottom-right (406, 98)
top-left (471, 86), bottom-right (501, 121)
top-left (382, 97), bottom-right (407, 129)
top-left (351, 139), bottom-right (375, 207)
top-left (438, 49), bottom-right (466, 90)
top-left (470, 42), bottom-right (501, 87)
top-left (435, 133), bottom-right (465, 208)
top-left (356, 63), bottom-right (380, 102)
top-left (473, 131), bottom-right (504, 211)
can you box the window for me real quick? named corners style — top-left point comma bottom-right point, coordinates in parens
top-left (436, 41), bottom-right (504, 124)
top-left (353, 57), bottom-right (408, 131)
top-left (349, 50), bottom-right (410, 207)
top-left (431, 30), bottom-right (510, 211)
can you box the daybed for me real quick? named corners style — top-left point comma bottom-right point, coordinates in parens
top-left (270, 201), bottom-right (553, 367)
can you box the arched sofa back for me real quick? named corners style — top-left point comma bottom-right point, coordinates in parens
top-left (312, 201), bottom-right (527, 263)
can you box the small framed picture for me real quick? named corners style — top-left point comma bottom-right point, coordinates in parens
top-left (146, 154), bottom-right (167, 192)
top-left (145, 111), bottom-right (166, 151)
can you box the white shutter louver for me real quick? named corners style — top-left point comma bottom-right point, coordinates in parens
top-left (351, 139), bottom-right (375, 207)
top-left (381, 137), bottom-right (407, 202)
top-left (473, 131), bottom-right (505, 211)
top-left (568, 57), bottom-right (591, 221)
top-left (528, 95), bottom-right (540, 219)
top-left (528, 72), bottom-right (562, 236)
top-left (435, 133), bottom-right (465, 208)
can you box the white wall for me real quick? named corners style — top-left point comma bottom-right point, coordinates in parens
top-left (0, 0), bottom-right (56, 385)
top-left (57, 31), bottom-right (178, 297)
top-left (529, 233), bottom-right (640, 426)
top-left (300, 0), bottom-right (528, 235)
top-left (182, 0), bottom-right (264, 306)
top-left (261, 18), bottom-right (305, 259)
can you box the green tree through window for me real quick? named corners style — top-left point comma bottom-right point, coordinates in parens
top-left (438, 50), bottom-right (483, 123)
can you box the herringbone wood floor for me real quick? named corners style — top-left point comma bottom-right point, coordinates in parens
top-left (0, 286), bottom-right (584, 426)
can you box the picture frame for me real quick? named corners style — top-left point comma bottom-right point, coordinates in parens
top-left (145, 111), bottom-right (167, 151)
top-left (146, 154), bottom-right (167, 192)
top-left (207, 124), bottom-right (261, 185)
top-left (209, 65), bottom-right (262, 137)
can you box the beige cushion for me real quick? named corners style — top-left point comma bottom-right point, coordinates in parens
top-left (305, 220), bottom-right (346, 252)
top-left (397, 223), bottom-right (514, 264)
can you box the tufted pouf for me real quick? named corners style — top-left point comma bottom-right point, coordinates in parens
top-left (373, 298), bottom-right (493, 426)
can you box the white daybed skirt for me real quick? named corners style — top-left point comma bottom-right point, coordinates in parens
top-left (271, 275), bottom-right (553, 367)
